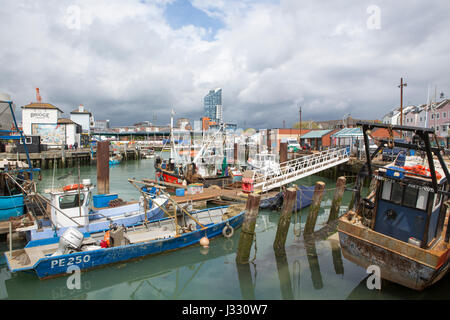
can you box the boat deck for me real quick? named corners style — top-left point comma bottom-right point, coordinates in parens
top-left (5, 206), bottom-right (241, 272)
top-left (6, 236), bottom-right (98, 270)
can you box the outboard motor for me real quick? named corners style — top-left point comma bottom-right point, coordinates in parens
top-left (52, 227), bottom-right (84, 256)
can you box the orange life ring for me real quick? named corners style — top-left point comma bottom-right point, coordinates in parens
top-left (63, 184), bottom-right (84, 192)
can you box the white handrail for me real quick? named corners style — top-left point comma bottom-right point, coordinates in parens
top-left (252, 148), bottom-right (349, 192)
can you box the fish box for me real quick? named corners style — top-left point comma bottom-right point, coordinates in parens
top-left (93, 194), bottom-right (119, 208)
top-left (386, 166), bottom-right (404, 179)
top-left (187, 184), bottom-right (203, 195)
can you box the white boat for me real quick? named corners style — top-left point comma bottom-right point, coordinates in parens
top-left (17, 180), bottom-right (169, 241)
top-left (247, 152), bottom-right (281, 175)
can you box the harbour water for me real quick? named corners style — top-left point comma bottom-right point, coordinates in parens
top-left (0, 155), bottom-right (449, 300)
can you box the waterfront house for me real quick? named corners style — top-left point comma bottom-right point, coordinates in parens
top-left (70, 105), bottom-right (93, 134)
top-left (429, 99), bottom-right (450, 137)
top-left (21, 102), bottom-right (63, 137)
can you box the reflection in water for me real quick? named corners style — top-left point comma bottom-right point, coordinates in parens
top-left (329, 240), bottom-right (344, 276)
top-left (274, 249), bottom-right (294, 300)
top-left (292, 260), bottom-right (301, 299)
top-left (236, 263), bottom-right (255, 300)
top-left (304, 236), bottom-right (323, 290)
top-left (130, 262), bottom-right (206, 300)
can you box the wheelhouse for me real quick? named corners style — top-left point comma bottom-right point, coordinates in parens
top-left (358, 122), bottom-right (450, 250)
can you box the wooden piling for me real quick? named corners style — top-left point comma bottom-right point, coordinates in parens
top-left (304, 181), bottom-right (325, 235)
top-left (327, 176), bottom-right (346, 223)
top-left (279, 142), bottom-right (288, 164)
top-left (97, 141), bottom-right (110, 195)
top-left (273, 187), bottom-right (297, 252)
top-left (236, 193), bottom-right (261, 264)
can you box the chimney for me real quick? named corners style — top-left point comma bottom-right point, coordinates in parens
top-left (36, 88), bottom-right (42, 102)
top-left (79, 104), bottom-right (84, 112)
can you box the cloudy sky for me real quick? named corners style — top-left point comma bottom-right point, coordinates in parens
top-left (0, 0), bottom-right (449, 129)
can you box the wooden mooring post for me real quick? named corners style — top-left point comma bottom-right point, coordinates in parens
top-left (273, 187), bottom-right (297, 253)
top-left (304, 181), bottom-right (325, 235)
top-left (327, 176), bottom-right (346, 223)
top-left (97, 141), bottom-right (110, 194)
top-left (236, 193), bottom-right (261, 264)
top-left (279, 142), bottom-right (288, 164)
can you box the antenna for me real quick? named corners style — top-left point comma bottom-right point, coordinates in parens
top-left (36, 88), bottom-right (42, 102)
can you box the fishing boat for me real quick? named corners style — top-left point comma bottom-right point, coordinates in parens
top-left (16, 180), bottom-right (169, 241)
top-left (154, 114), bottom-right (232, 187)
top-left (0, 94), bottom-right (40, 222)
top-left (4, 198), bottom-right (246, 279)
top-left (4, 230), bottom-right (241, 299)
top-left (338, 122), bottom-right (450, 291)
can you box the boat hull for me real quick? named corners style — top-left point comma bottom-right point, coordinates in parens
top-left (0, 194), bottom-right (25, 221)
top-left (338, 222), bottom-right (450, 291)
top-left (259, 186), bottom-right (314, 211)
top-left (156, 168), bottom-right (232, 187)
top-left (9, 210), bottom-right (245, 279)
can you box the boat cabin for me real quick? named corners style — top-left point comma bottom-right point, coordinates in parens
top-left (49, 185), bottom-right (91, 228)
top-left (373, 158), bottom-right (447, 248)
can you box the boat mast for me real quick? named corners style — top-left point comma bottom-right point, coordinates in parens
top-left (170, 109), bottom-right (175, 161)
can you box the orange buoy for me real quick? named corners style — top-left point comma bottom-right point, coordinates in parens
top-left (63, 184), bottom-right (84, 192)
top-left (200, 236), bottom-right (209, 248)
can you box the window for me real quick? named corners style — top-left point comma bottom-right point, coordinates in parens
top-left (382, 181), bottom-right (392, 200)
top-left (437, 126), bottom-right (440, 131)
top-left (403, 187), bottom-right (418, 208)
top-left (437, 113), bottom-right (440, 119)
top-left (416, 189), bottom-right (428, 210)
top-left (444, 112), bottom-right (447, 118)
top-left (431, 114), bottom-right (434, 119)
top-left (59, 194), bottom-right (85, 209)
top-left (391, 183), bottom-right (403, 205)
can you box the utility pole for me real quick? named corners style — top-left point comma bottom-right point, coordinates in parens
top-left (398, 78), bottom-right (407, 126)
top-left (298, 104), bottom-right (302, 142)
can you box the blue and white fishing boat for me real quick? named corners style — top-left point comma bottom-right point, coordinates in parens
top-left (5, 203), bottom-right (246, 279)
top-left (16, 179), bottom-right (169, 241)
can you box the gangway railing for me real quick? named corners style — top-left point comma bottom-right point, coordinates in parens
top-left (252, 147), bottom-right (350, 192)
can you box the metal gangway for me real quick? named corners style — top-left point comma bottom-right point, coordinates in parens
top-left (252, 147), bottom-right (350, 192)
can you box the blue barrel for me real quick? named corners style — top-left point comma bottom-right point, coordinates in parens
top-left (176, 188), bottom-right (185, 196)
